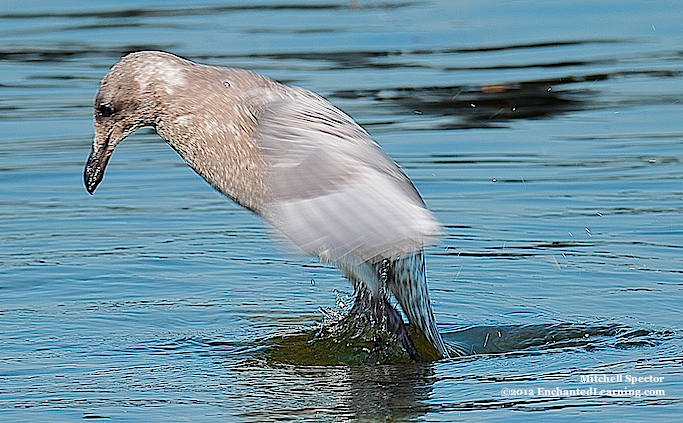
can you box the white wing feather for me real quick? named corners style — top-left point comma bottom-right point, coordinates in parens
top-left (256, 90), bottom-right (441, 264)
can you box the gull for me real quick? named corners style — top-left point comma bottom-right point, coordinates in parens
top-left (84, 51), bottom-right (447, 360)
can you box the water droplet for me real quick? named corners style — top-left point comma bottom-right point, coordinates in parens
top-left (492, 178), bottom-right (497, 182)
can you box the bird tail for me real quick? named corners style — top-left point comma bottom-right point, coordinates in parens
top-left (385, 251), bottom-right (448, 359)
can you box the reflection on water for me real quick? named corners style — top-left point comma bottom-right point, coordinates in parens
top-left (236, 362), bottom-right (435, 422)
top-left (230, 320), bottom-right (675, 420)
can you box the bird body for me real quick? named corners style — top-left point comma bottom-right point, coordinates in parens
top-left (85, 51), bottom-right (447, 360)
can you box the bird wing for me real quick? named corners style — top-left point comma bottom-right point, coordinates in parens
top-left (254, 89), bottom-right (441, 264)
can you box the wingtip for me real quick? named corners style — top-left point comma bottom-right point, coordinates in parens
top-left (84, 171), bottom-right (100, 195)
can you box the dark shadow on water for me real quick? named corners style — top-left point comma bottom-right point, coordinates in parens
top-left (0, 2), bottom-right (415, 20)
top-left (258, 320), bottom-right (672, 366)
top-left (238, 320), bottom-right (673, 420)
top-left (3, 32), bottom-right (679, 130)
top-left (443, 322), bottom-right (671, 357)
top-left (332, 70), bottom-right (681, 129)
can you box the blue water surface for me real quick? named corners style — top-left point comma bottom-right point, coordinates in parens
top-left (1, 1), bottom-right (682, 421)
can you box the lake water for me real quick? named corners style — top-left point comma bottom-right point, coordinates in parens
top-left (1, 0), bottom-right (682, 421)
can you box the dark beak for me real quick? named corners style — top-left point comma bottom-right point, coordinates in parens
top-left (84, 133), bottom-right (113, 194)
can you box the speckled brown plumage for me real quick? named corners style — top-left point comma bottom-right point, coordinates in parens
top-left (84, 51), bottom-right (447, 359)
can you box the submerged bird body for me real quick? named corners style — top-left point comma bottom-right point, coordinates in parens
top-left (85, 51), bottom-right (447, 360)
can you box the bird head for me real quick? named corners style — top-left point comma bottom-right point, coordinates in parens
top-left (84, 51), bottom-right (175, 194)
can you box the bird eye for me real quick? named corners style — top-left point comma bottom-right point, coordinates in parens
top-left (96, 103), bottom-right (115, 118)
